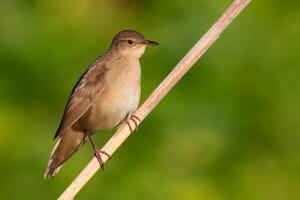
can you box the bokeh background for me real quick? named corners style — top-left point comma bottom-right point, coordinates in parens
top-left (1, 0), bottom-right (300, 199)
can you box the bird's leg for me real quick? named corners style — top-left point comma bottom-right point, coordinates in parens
top-left (86, 132), bottom-right (111, 170)
top-left (117, 113), bottom-right (141, 133)
top-left (125, 113), bottom-right (141, 132)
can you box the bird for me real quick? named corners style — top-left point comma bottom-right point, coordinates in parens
top-left (44, 30), bottom-right (158, 179)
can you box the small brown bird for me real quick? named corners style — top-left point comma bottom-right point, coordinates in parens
top-left (44, 30), bottom-right (158, 179)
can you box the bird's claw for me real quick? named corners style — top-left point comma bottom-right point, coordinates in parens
top-left (125, 114), bottom-right (141, 133)
top-left (94, 149), bottom-right (111, 170)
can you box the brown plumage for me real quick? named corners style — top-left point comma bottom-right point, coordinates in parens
top-left (44, 30), bottom-right (158, 179)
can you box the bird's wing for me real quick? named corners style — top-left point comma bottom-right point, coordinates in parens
top-left (54, 60), bottom-right (108, 139)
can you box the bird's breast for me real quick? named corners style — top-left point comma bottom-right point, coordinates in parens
top-left (82, 58), bottom-right (141, 132)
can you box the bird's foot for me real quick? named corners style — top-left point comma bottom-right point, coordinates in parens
top-left (86, 132), bottom-right (111, 170)
top-left (125, 114), bottom-right (141, 133)
top-left (94, 149), bottom-right (111, 170)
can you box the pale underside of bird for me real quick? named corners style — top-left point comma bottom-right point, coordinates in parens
top-left (44, 30), bottom-right (158, 179)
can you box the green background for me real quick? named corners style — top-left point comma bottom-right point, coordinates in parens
top-left (1, 0), bottom-right (299, 199)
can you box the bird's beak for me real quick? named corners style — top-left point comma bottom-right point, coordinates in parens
top-left (143, 39), bottom-right (159, 46)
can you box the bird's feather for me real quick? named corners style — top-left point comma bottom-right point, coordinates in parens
top-left (54, 60), bottom-right (108, 139)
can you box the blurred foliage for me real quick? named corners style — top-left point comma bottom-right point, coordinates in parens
top-left (0, 0), bottom-right (300, 199)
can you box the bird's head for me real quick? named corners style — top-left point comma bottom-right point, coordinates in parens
top-left (110, 30), bottom-right (159, 58)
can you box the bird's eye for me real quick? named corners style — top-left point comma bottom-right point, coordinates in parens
top-left (127, 39), bottom-right (133, 45)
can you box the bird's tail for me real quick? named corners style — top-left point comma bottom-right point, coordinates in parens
top-left (44, 127), bottom-right (85, 179)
